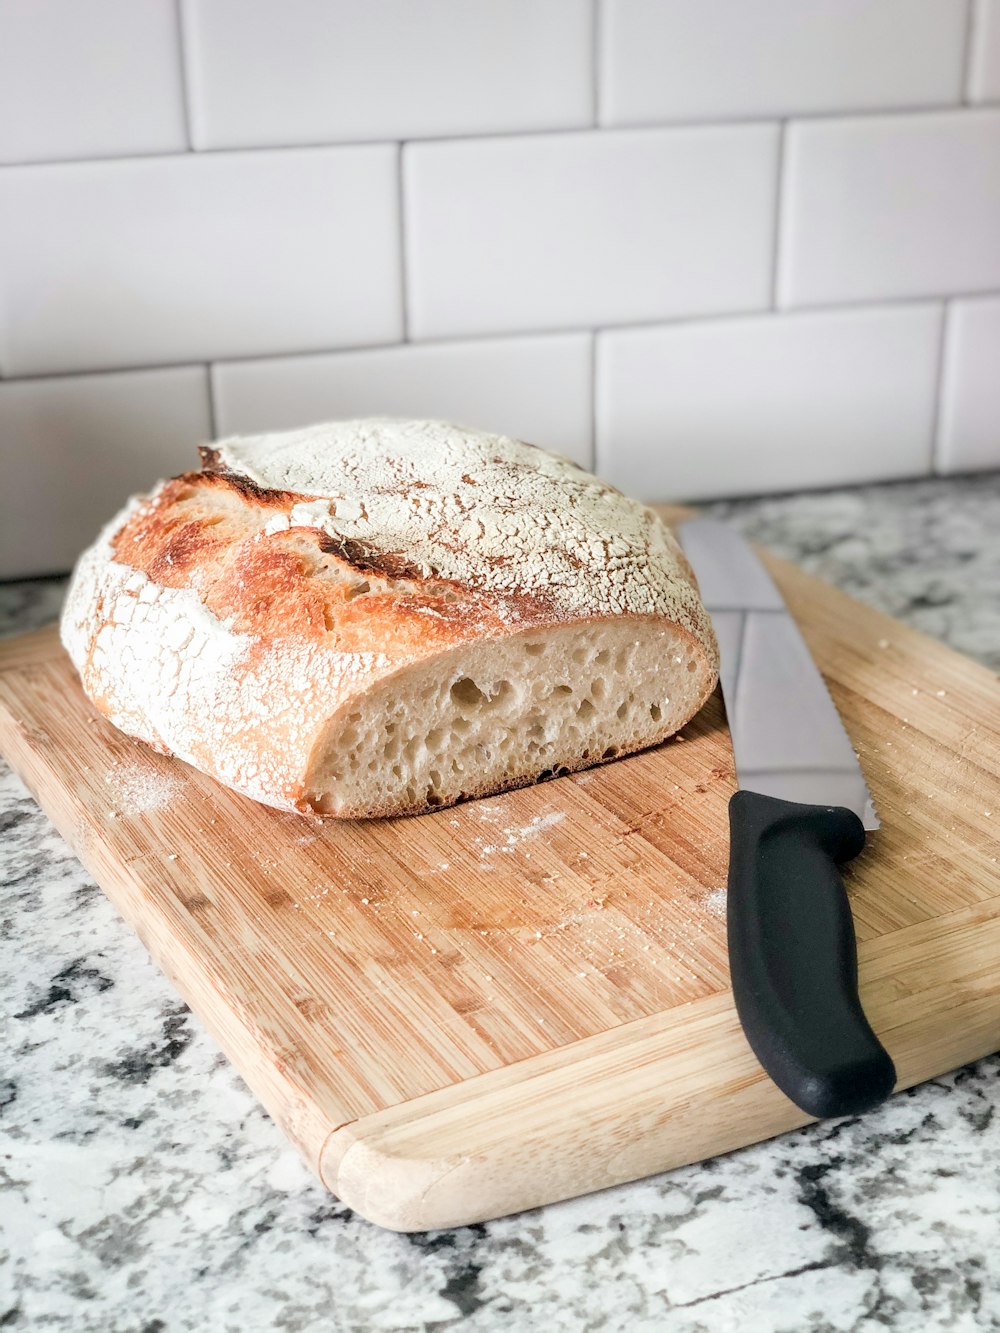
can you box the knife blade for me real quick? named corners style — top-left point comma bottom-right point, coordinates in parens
top-left (677, 518), bottom-right (896, 1119)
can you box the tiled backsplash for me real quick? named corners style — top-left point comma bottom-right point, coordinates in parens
top-left (2, 0), bottom-right (999, 577)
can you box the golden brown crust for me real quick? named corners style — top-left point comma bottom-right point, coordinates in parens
top-left (110, 469), bottom-right (555, 654)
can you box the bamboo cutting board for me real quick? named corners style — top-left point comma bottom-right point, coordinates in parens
top-left (1, 511), bottom-right (998, 1232)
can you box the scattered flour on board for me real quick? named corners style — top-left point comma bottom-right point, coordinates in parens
top-left (475, 805), bottom-right (506, 822)
top-left (479, 810), bottom-right (566, 859)
top-left (518, 812), bottom-right (566, 839)
top-left (104, 756), bottom-right (184, 815)
top-left (703, 887), bottom-right (727, 917)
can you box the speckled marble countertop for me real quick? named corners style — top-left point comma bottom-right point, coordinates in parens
top-left (3, 474), bottom-right (999, 1333)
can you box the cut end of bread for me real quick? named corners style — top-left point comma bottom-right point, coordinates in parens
top-left (305, 618), bottom-right (713, 818)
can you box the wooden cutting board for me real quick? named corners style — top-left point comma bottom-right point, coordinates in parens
top-left (1, 511), bottom-right (998, 1232)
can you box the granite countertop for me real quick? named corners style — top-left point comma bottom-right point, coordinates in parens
top-left (3, 474), bottom-right (999, 1333)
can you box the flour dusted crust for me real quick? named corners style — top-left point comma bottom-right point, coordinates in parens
top-left (61, 419), bottom-right (719, 817)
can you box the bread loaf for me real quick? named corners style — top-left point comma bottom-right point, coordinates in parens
top-left (61, 419), bottom-right (718, 818)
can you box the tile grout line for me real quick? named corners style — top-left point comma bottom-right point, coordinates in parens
top-left (205, 364), bottom-right (219, 440)
top-left (397, 144), bottom-right (410, 343)
top-left (961, 0), bottom-right (979, 103)
top-left (173, 0), bottom-right (196, 152)
top-left (929, 300), bottom-right (952, 476)
top-left (5, 290), bottom-right (1000, 386)
top-left (590, 0), bottom-right (601, 128)
top-left (769, 121), bottom-right (787, 309)
top-left (589, 331), bottom-right (598, 473)
top-left (5, 102), bottom-right (1000, 173)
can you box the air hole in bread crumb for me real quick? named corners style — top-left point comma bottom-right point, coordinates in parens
top-left (526, 642), bottom-right (544, 657)
top-left (650, 703), bottom-right (662, 721)
top-left (577, 698), bottom-right (595, 719)
top-left (592, 678), bottom-right (607, 701)
top-left (345, 580), bottom-right (371, 600)
top-left (617, 702), bottom-right (628, 720)
top-left (452, 677), bottom-right (513, 709)
top-left (603, 746), bottom-right (619, 759)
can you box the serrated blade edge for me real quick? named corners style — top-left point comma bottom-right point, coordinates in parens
top-left (678, 519), bottom-right (879, 831)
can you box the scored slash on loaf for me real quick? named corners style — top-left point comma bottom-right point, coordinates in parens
top-left (60, 419), bottom-right (719, 817)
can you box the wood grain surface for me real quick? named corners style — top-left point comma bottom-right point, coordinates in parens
top-left (1, 511), bottom-right (997, 1230)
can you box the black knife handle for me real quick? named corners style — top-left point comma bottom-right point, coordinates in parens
top-left (726, 790), bottom-right (896, 1118)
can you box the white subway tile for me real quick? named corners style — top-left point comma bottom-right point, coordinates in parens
top-left (0, 148), bottom-right (401, 377)
top-left (938, 296), bottom-right (1000, 472)
top-left (183, 0), bottom-right (592, 149)
top-left (969, 0), bottom-right (1000, 101)
top-left (405, 126), bottom-right (778, 340)
top-left (0, 0), bottom-right (187, 164)
top-left (0, 367), bottom-right (211, 578)
top-left (779, 110), bottom-right (1000, 307)
top-left (213, 334), bottom-right (594, 467)
top-left (600, 0), bottom-right (967, 126)
top-left (596, 305), bottom-right (941, 501)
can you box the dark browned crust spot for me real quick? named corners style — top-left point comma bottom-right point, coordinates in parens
top-left (315, 531), bottom-right (431, 583)
top-left (197, 447), bottom-right (305, 506)
top-left (201, 467), bottom-right (301, 508)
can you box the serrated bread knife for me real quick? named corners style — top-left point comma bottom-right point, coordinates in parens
top-left (677, 519), bottom-right (896, 1119)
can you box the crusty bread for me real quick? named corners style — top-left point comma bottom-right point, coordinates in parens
top-left (61, 419), bottom-right (718, 818)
